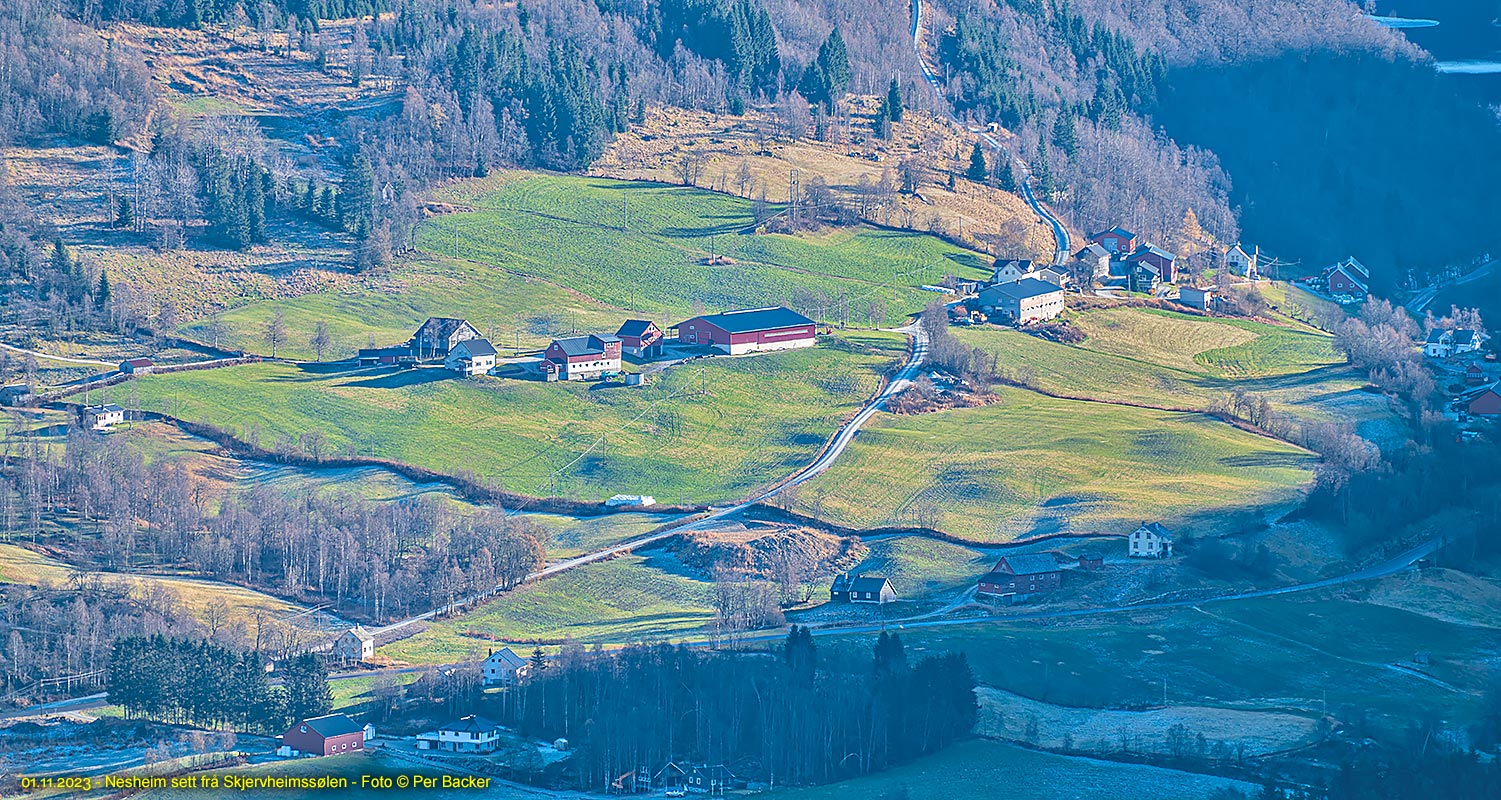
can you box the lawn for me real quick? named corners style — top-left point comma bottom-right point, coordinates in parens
top-left (1070, 306), bottom-right (1339, 378)
top-left (775, 739), bottom-right (1252, 800)
top-left (791, 387), bottom-right (1316, 542)
top-left (127, 333), bottom-right (902, 504)
top-left (526, 512), bottom-right (680, 560)
top-left (379, 554), bottom-right (715, 663)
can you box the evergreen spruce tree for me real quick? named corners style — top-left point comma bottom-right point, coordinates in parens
top-left (996, 152), bottom-right (1016, 191)
top-left (50, 237), bottom-right (72, 274)
top-left (967, 141), bottom-right (988, 183)
top-left (115, 195), bottom-right (134, 229)
top-left (886, 76), bottom-right (903, 122)
top-left (282, 653), bottom-right (332, 723)
top-left (245, 167), bottom-right (267, 245)
top-left (96, 271), bottom-right (111, 305)
top-left (340, 154), bottom-right (376, 234)
top-left (529, 647), bottom-right (547, 675)
top-left (1052, 109), bottom-right (1077, 157)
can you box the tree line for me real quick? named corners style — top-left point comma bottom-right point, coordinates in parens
top-left (495, 630), bottom-right (977, 789)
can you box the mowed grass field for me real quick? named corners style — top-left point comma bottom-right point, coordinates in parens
top-left (792, 386), bottom-right (1315, 542)
top-left (128, 333), bottom-right (904, 503)
top-left (379, 554), bottom-right (715, 664)
top-left (182, 171), bottom-right (990, 361)
top-left (775, 739), bottom-right (1252, 800)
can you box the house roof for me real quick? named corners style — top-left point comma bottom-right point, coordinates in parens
top-left (122, 357), bottom-right (154, 367)
top-left (1036, 266), bottom-right (1069, 282)
top-left (90, 403), bottom-right (124, 414)
top-left (1076, 242), bottom-right (1112, 259)
top-left (1425, 329), bottom-right (1450, 344)
top-left (1128, 243), bottom-right (1176, 263)
top-left (552, 334), bottom-right (620, 357)
top-left (849, 575), bottom-right (892, 594)
top-left (298, 713), bottom-right (363, 738)
top-left (1468, 363), bottom-right (1484, 373)
top-left (453, 338), bottom-right (497, 357)
top-left (1180, 286), bottom-right (1213, 297)
top-left (416, 317), bottom-right (474, 340)
top-left (983, 277), bottom-right (1063, 303)
top-left (1226, 243), bottom-right (1250, 259)
top-left (994, 258), bottom-right (1035, 273)
top-left (675, 306), bottom-right (815, 333)
top-left (1453, 329), bottom-right (1477, 347)
top-left (343, 625), bottom-right (373, 643)
top-left (995, 553), bottom-right (1060, 576)
top-left (1333, 257), bottom-right (1369, 278)
top-left (485, 647), bottom-right (527, 669)
top-left (615, 319), bottom-right (658, 338)
top-left (1089, 226), bottom-right (1135, 240)
top-left (439, 715), bottom-right (501, 734)
top-left (1135, 522), bottom-right (1173, 541)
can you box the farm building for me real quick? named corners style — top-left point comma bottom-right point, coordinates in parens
top-left (977, 554), bottom-right (1062, 601)
top-left (1424, 329), bottom-right (1483, 359)
top-left (279, 714), bottom-right (366, 757)
top-left (1127, 262), bottom-right (1162, 292)
top-left (1078, 552), bottom-right (1104, 571)
top-left (1073, 242), bottom-right (1112, 279)
top-left (830, 573), bottom-right (896, 605)
top-left (84, 403), bottom-right (125, 431)
top-left (1467, 364), bottom-right (1487, 386)
top-left (416, 715), bottom-right (505, 753)
top-left (1225, 243), bottom-right (1258, 279)
top-left (978, 278), bottom-right (1065, 323)
top-left (673, 307), bottom-right (817, 355)
top-left (1129, 522), bottom-right (1174, 558)
top-left (1466, 384), bottom-right (1501, 416)
top-left (119, 357), bottom-right (154, 375)
top-left (445, 338), bottom-right (497, 376)
top-left (334, 626), bottom-right (375, 661)
top-left (1088, 226), bottom-right (1138, 254)
top-left (1178, 286), bottom-right (1216, 310)
top-left (688, 764), bottom-right (738, 795)
top-left (411, 317), bottom-right (483, 359)
top-left (357, 346), bottom-right (415, 366)
top-left (1, 384), bottom-right (31, 407)
top-left (1035, 265), bottom-right (1071, 288)
top-left (616, 319), bottom-right (664, 359)
top-left (1322, 258), bottom-right (1370, 296)
top-left (605, 494), bottom-right (656, 508)
top-left (992, 258), bottom-right (1036, 283)
top-left (482, 647), bottom-right (531, 686)
top-left (543, 334), bottom-right (622, 380)
top-left (1126, 244), bottom-right (1178, 284)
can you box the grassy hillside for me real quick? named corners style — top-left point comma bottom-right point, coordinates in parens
top-left (792, 386), bottom-right (1315, 542)
top-left (128, 333), bottom-right (905, 503)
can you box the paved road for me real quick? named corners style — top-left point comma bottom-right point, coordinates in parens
top-left (909, 0), bottom-right (1071, 265)
top-left (1406, 257), bottom-right (1496, 313)
top-left (369, 323), bottom-right (931, 637)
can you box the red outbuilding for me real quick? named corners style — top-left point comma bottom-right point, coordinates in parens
top-left (280, 714), bottom-right (365, 757)
top-left (672, 307), bottom-right (816, 355)
top-left (1087, 226), bottom-right (1138, 255)
top-left (615, 319), bottom-right (664, 359)
top-left (977, 554), bottom-right (1063, 601)
top-left (1469, 386), bottom-right (1501, 417)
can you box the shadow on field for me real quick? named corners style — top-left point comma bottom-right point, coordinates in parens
top-left (661, 216), bottom-right (752, 238)
top-left (343, 369), bottom-right (452, 390)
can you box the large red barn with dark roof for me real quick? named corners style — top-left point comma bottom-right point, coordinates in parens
top-left (672, 307), bottom-right (817, 354)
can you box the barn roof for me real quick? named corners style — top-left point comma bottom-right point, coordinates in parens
top-left (615, 319), bottom-right (657, 338)
top-left (1128, 243), bottom-right (1176, 262)
top-left (676, 306), bottom-right (814, 334)
top-left (984, 278), bottom-right (1063, 302)
top-left (299, 713), bottom-right (363, 738)
top-left (1089, 226), bottom-right (1135, 240)
top-left (1453, 329), bottom-right (1477, 347)
top-left (122, 357), bottom-right (154, 368)
top-left (552, 334), bottom-right (621, 357)
top-left (995, 554), bottom-right (1060, 576)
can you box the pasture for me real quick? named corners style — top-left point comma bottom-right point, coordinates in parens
top-left (791, 387), bottom-right (1315, 542)
top-left (127, 334), bottom-right (902, 504)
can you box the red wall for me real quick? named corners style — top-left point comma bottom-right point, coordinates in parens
top-left (1470, 391), bottom-right (1501, 416)
top-left (283, 725), bottom-right (364, 756)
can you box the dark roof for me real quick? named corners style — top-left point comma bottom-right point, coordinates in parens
top-left (849, 575), bottom-right (892, 594)
top-left (90, 403), bottom-right (124, 414)
top-left (439, 715), bottom-right (502, 734)
top-left (995, 554), bottom-right (1060, 576)
top-left (1468, 363), bottom-right (1484, 373)
top-left (1090, 226), bottom-right (1135, 240)
top-left (994, 259), bottom-right (1035, 272)
top-left (1425, 329), bottom-right (1449, 344)
top-left (416, 317), bottom-right (474, 340)
top-left (454, 338), bottom-right (497, 357)
top-left (1453, 329), bottom-right (1477, 347)
top-left (1128, 243), bottom-right (1176, 262)
top-left (615, 319), bottom-right (657, 338)
top-left (485, 647), bottom-right (527, 669)
top-left (299, 713), bottom-right (363, 738)
top-left (122, 358), bottom-right (154, 367)
top-left (1135, 522), bottom-right (1173, 541)
top-left (552, 334), bottom-right (620, 357)
top-left (984, 277), bottom-right (1063, 302)
top-left (675, 306), bottom-right (815, 334)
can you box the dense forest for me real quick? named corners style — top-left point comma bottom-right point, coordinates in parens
top-left (495, 631), bottom-right (978, 788)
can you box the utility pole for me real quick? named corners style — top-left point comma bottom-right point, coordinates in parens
top-left (789, 168), bottom-right (800, 229)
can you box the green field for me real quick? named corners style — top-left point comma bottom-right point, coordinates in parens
top-left (840, 535), bottom-right (995, 599)
top-left (128, 333), bottom-right (903, 503)
top-left (776, 739), bottom-right (1251, 800)
top-left (182, 171), bottom-right (989, 361)
top-left (379, 553), bottom-right (715, 663)
top-left (792, 387), bottom-right (1315, 542)
top-left (1072, 306), bottom-right (1339, 378)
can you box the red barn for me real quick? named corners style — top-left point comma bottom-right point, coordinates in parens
top-left (1126, 244), bottom-right (1178, 284)
top-left (672, 307), bottom-right (816, 355)
top-left (615, 320), bottom-right (664, 359)
top-left (1467, 364), bottom-right (1486, 386)
top-left (977, 554), bottom-right (1062, 600)
top-left (1322, 258), bottom-right (1370, 296)
top-left (281, 714), bottom-right (365, 757)
top-left (543, 334), bottom-right (622, 381)
top-left (1087, 226), bottom-right (1138, 255)
top-left (1469, 386), bottom-right (1501, 416)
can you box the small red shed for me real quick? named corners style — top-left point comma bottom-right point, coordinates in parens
top-left (281, 714), bottom-right (365, 757)
top-left (1469, 387), bottom-right (1501, 416)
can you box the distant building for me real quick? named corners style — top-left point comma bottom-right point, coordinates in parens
top-left (411, 317), bottom-right (483, 359)
top-left (1127, 261), bottom-right (1162, 292)
top-left (978, 278), bottom-right (1065, 323)
top-left (830, 573), bottom-right (895, 605)
top-left (1467, 363), bottom-right (1487, 386)
top-left (1129, 522), bottom-right (1174, 558)
top-left (1126, 243), bottom-right (1178, 284)
top-left (84, 403), bottom-right (125, 431)
top-left (445, 338), bottom-right (497, 376)
top-left (1035, 265), bottom-right (1071, 288)
top-left (279, 714), bottom-right (365, 757)
top-left (1073, 243), bottom-right (1113, 280)
top-left (687, 764), bottom-right (737, 795)
top-left (1452, 329), bottom-right (1483, 355)
top-left (1322, 258), bottom-right (1369, 296)
top-left (357, 346), bottom-right (415, 367)
top-left (616, 320), bottom-right (664, 359)
top-left (673, 307), bottom-right (817, 355)
top-left (1425, 328), bottom-right (1484, 359)
top-left (1178, 286), bottom-right (1216, 311)
top-left (0, 384), bottom-right (32, 407)
top-left (977, 554), bottom-right (1062, 601)
top-left (992, 258), bottom-right (1036, 284)
top-left (416, 715), bottom-right (505, 753)
top-left (1467, 384), bottom-right (1501, 417)
top-left (119, 357), bottom-right (155, 375)
top-left (1078, 552), bottom-right (1104, 571)
top-left (605, 494), bottom-right (656, 508)
top-left (543, 334), bottom-right (622, 381)
top-left (1088, 226), bottom-right (1138, 255)
top-left (334, 626), bottom-right (375, 662)
top-left (1225, 243), bottom-right (1258, 279)
top-left (482, 647), bottom-right (531, 686)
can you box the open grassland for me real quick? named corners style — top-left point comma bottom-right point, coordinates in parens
top-left (528, 512), bottom-right (680, 560)
top-left (0, 543), bottom-right (313, 633)
top-left (128, 335), bottom-right (902, 504)
top-left (379, 554), bottom-right (715, 664)
top-left (792, 387), bottom-right (1315, 542)
top-left (842, 535), bottom-right (994, 599)
top-left (775, 739), bottom-right (1251, 800)
top-left (881, 589), bottom-right (1501, 737)
top-left (420, 171), bottom-right (990, 327)
top-left (1071, 307), bottom-right (1339, 378)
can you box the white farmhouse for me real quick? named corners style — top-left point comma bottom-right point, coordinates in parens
top-left (1128, 522), bottom-right (1174, 558)
top-left (481, 647), bottom-right (531, 686)
top-left (445, 338), bottom-right (497, 376)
